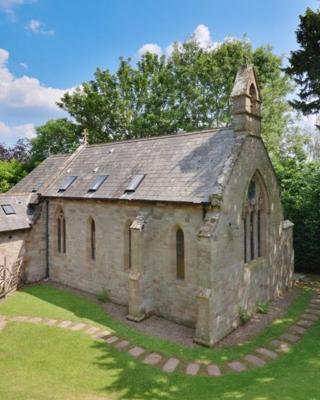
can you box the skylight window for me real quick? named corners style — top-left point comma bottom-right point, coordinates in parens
top-left (58, 176), bottom-right (77, 192)
top-left (88, 175), bottom-right (108, 192)
top-left (125, 174), bottom-right (145, 193)
top-left (1, 204), bottom-right (16, 215)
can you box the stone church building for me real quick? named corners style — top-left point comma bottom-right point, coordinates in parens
top-left (0, 66), bottom-right (294, 346)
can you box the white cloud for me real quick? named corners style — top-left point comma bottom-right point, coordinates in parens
top-left (165, 42), bottom-right (183, 57)
top-left (0, 47), bottom-right (71, 111)
top-left (0, 120), bottom-right (36, 140)
top-left (19, 62), bottom-right (28, 69)
top-left (138, 43), bottom-right (162, 57)
top-left (26, 19), bottom-right (54, 36)
top-left (0, 0), bottom-right (35, 19)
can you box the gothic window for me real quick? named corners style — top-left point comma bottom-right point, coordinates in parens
top-left (244, 175), bottom-right (266, 263)
top-left (124, 220), bottom-right (132, 269)
top-left (176, 228), bottom-right (185, 280)
top-left (90, 219), bottom-right (96, 260)
top-left (249, 83), bottom-right (258, 114)
top-left (57, 209), bottom-right (66, 254)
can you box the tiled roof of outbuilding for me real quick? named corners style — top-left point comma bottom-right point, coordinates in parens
top-left (0, 193), bottom-right (32, 233)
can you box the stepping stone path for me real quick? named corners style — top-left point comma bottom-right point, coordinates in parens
top-left (244, 354), bottom-right (266, 367)
top-left (143, 353), bottom-right (162, 366)
top-left (186, 362), bottom-right (201, 376)
top-left (163, 357), bottom-right (180, 373)
top-left (207, 364), bottom-right (221, 376)
top-left (228, 361), bottom-right (247, 372)
top-left (1, 292), bottom-right (319, 378)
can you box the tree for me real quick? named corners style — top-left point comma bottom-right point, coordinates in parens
top-left (285, 7), bottom-right (320, 115)
top-left (58, 39), bottom-right (292, 159)
top-left (30, 118), bottom-right (82, 165)
top-left (0, 159), bottom-right (27, 192)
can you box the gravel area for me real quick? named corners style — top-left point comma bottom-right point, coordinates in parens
top-left (42, 280), bottom-right (300, 349)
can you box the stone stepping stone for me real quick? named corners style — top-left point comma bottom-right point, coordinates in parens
top-left (70, 322), bottom-right (87, 331)
top-left (115, 340), bottom-right (130, 350)
top-left (244, 354), bottom-right (266, 367)
top-left (105, 335), bottom-right (119, 344)
top-left (29, 317), bottom-right (43, 324)
top-left (162, 357), bottom-right (180, 373)
top-left (95, 330), bottom-right (112, 339)
top-left (296, 319), bottom-right (314, 327)
top-left (301, 313), bottom-right (319, 321)
top-left (45, 319), bottom-right (58, 326)
top-left (228, 361), bottom-right (247, 372)
top-left (270, 340), bottom-right (291, 352)
top-left (207, 364), bottom-right (221, 376)
top-left (11, 316), bottom-right (28, 322)
top-left (128, 346), bottom-right (145, 358)
top-left (143, 353), bottom-right (162, 366)
top-left (280, 333), bottom-right (300, 343)
top-left (310, 299), bottom-right (320, 305)
top-left (57, 320), bottom-right (73, 329)
top-left (86, 326), bottom-right (101, 335)
top-left (256, 347), bottom-right (278, 359)
top-left (288, 325), bottom-right (306, 335)
top-left (185, 362), bottom-right (201, 376)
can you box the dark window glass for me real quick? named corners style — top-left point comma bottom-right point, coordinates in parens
top-left (1, 204), bottom-right (15, 215)
top-left (57, 218), bottom-right (61, 253)
top-left (91, 219), bottom-right (96, 260)
top-left (128, 226), bottom-right (132, 269)
top-left (125, 174), bottom-right (145, 192)
top-left (244, 217), bottom-right (247, 263)
top-left (62, 218), bottom-right (66, 253)
top-left (258, 210), bottom-right (261, 257)
top-left (176, 228), bottom-right (185, 280)
top-left (250, 212), bottom-right (254, 261)
top-left (88, 175), bottom-right (108, 192)
top-left (58, 176), bottom-right (77, 192)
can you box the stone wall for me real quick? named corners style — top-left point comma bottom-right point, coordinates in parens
top-left (48, 198), bottom-right (203, 326)
top-left (195, 135), bottom-right (294, 345)
top-left (0, 230), bottom-right (26, 271)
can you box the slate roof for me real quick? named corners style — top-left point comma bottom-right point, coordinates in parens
top-left (0, 194), bottom-right (32, 233)
top-left (9, 128), bottom-right (246, 204)
top-left (9, 154), bottom-right (69, 195)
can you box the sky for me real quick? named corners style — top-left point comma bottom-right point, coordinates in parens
top-left (0, 0), bottom-right (318, 145)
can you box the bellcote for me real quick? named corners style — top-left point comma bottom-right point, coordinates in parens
top-left (230, 65), bottom-right (262, 136)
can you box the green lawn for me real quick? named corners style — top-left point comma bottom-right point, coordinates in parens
top-left (0, 285), bottom-right (312, 364)
top-left (0, 285), bottom-right (319, 400)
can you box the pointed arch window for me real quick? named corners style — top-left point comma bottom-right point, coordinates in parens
top-left (249, 83), bottom-right (258, 115)
top-left (176, 228), bottom-right (185, 280)
top-left (244, 174), bottom-right (266, 263)
top-left (90, 219), bottom-right (96, 260)
top-left (57, 209), bottom-right (66, 254)
top-left (124, 220), bottom-right (132, 269)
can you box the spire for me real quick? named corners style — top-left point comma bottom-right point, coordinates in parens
top-left (230, 65), bottom-right (262, 136)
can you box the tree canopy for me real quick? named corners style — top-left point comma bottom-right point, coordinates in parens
top-left (285, 7), bottom-right (320, 115)
top-left (58, 39), bottom-right (292, 160)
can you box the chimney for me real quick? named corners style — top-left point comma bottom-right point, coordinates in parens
top-left (230, 65), bottom-right (262, 136)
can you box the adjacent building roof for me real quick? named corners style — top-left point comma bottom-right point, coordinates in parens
top-left (0, 194), bottom-right (32, 233)
top-left (9, 128), bottom-right (246, 204)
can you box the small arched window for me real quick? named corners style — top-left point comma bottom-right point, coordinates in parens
top-left (244, 174), bottom-right (266, 263)
top-left (249, 83), bottom-right (258, 114)
top-left (57, 209), bottom-right (66, 254)
top-left (124, 220), bottom-right (132, 269)
top-left (176, 228), bottom-right (185, 280)
top-left (91, 219), bottom-right (96, 260)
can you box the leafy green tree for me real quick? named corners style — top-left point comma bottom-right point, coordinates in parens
top-left (58, 39), bottom-right (292, 159)
top-left (285, 7), bottom-right (320, 115)
top-left (0, 159), bottom-right (27, 192)
top-left (30, 118), bottom-right (82, 165)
